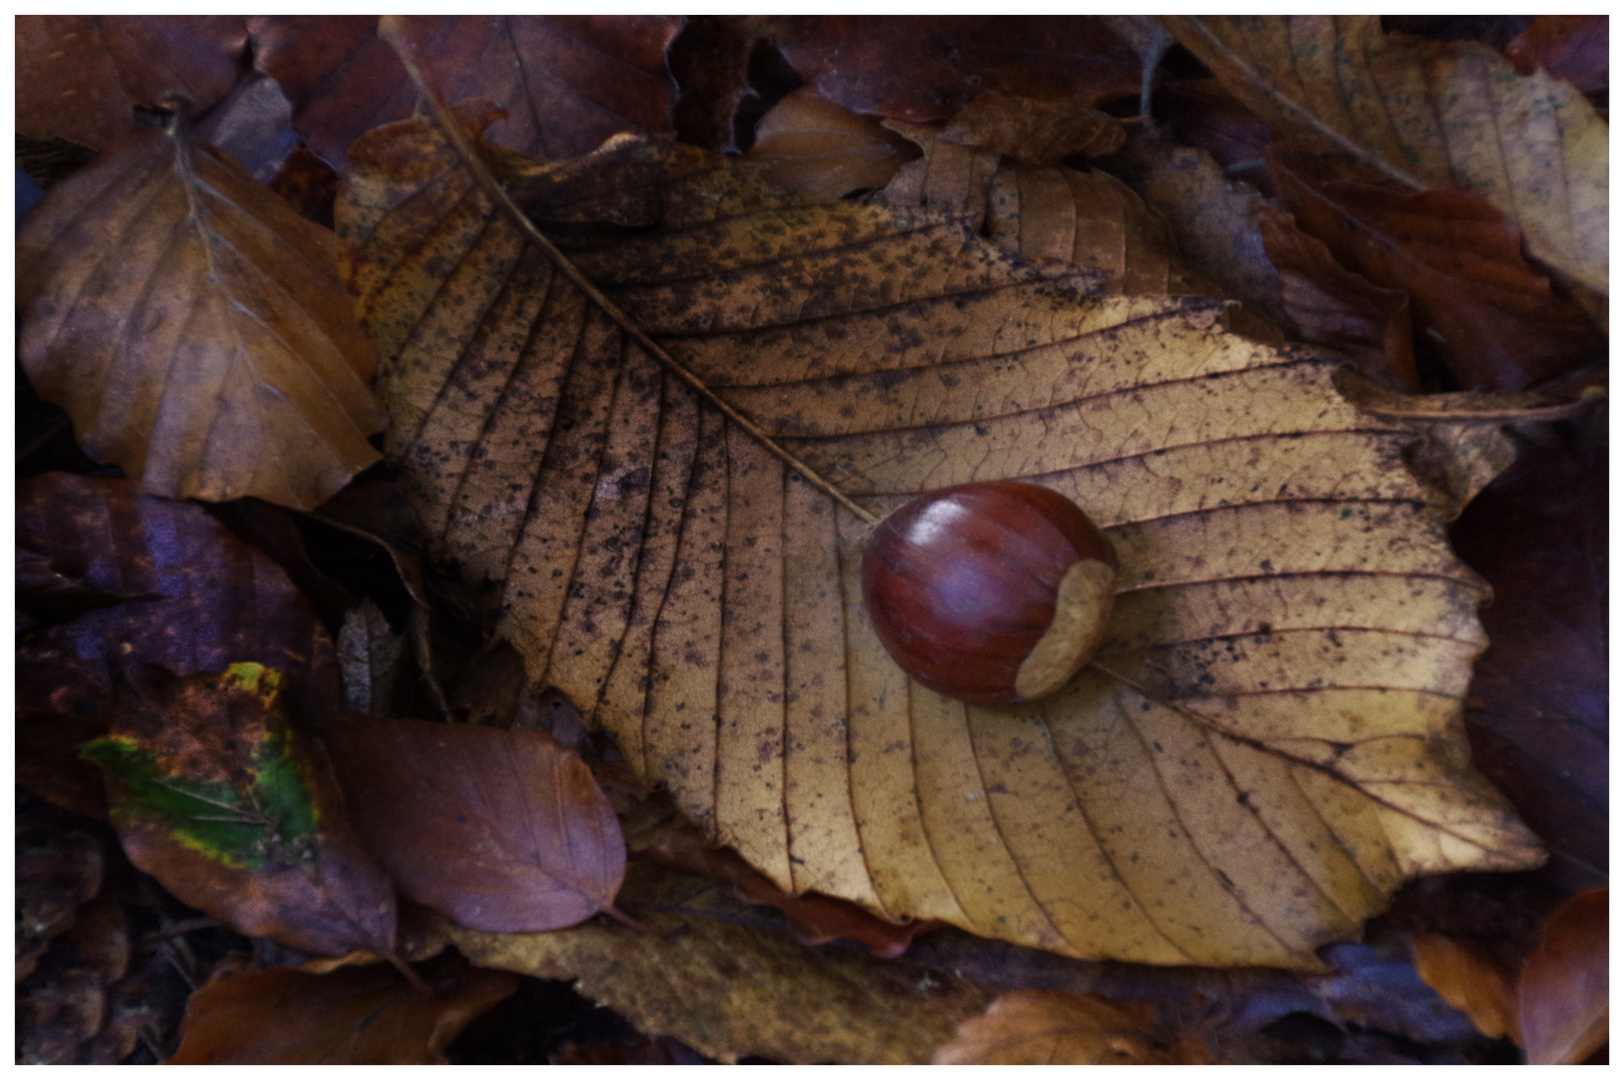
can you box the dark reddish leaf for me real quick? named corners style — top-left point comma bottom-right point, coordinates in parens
top-left (167, 954), bottom-right (518, 1064)
top-left (1155, 78), bottom-right (1273, 187)
top-left (764, 16), bottom-right (1143, 121)
top-left (1505, 16), bottom-right (1608, 94)
top-left (323, 714), bottom-right (625, 933)
top-left (17, 474), bottom-right (341, 816)
top-left (15, 15), bottom-right (247, 151)
top-left (1258, 206), bottom-right (1416, 389)
top-left (1452, 411), bottom-right (1607, 891)
top-left (268, 142), bottom-right (342, 227)
top-left (1270, 151), bottom-right (1605, 392)
top-left (15, 823), bottom-right (105, 983)
top-left (249, 15), bottom-right (680, 173)
top-left (83, 664), bottom-right (397, 957)
top-left (1519, 888), bottom-right (1608, 1064)
top-left (1409, 932), bottom-right (1520, 1041)
top-left (637, 824), bottom-right (938, 959)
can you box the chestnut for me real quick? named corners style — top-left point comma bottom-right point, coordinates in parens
top-left (859, 482), bottom-right (1118, 706)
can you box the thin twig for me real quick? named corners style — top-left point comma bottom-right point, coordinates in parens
top-left (376, 16), bottom-right (879, 526)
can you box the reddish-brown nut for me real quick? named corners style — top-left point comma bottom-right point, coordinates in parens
top-left (860, 482), bottom-right (1118, 706)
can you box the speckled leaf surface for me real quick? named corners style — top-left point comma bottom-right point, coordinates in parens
top-left (336, 105), bottom-right (1542, 967)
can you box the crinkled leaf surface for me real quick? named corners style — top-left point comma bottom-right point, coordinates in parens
top-left (82, 664), bottom-right (396, 957)
top-left (17, 124), bottom-right (385, 510)
top-left (322, 714), bottom-right (624, 933)
top-left (338, 106), bottom-right (1542, 968)
top-left (1161, 15), bottom-right (1608, 296)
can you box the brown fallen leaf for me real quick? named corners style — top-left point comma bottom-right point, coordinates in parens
top-left (17, 473), bottom-right (342, 818)
top-left (250, 15), bottom-right (680, 174)
top-left (15, 823), bottom-right (105, 984)
top-left (16, 15), bottom-right (247, 151)
top-left (932, 989), bottom-right (1197, 1064)
top-left (82, 664), bottom-right (398, 957)
top-left (166, 955), bottom-right (517, 1064)
top-left (745, 87), bottom-right (918, 199)
top-left (1258, 206), bottom-right (1416, 390)
top-left (1100, 131), bottom-right (1291, 327)
top-left (764, 16), bottom-right (1143, 122)
top-left (1155, 78), bottom-right (1274, 187)
top-left (1162, 15), bottom-right (1608, 297)
top-left (636, 822), bottom-right (938, 959)
top-left (1504, 16), bottom-right (1609, 94)
top-left (1519, 888), bottom-right (1608, 1065)
top-left (1453, 411), bottom-right (1608, 892)
top-left (938, 90), bottom-right (1126, 165)
top-left (17, 120), bottom-right (385, 510)
top-left (555, 1036), bottom-right (710, 1065)
top-left (339, 103), bottom-right (1543, 968)
top-left (1270, 152), bottom-right (1605, 392)
top-left (337, 600), bottom-right (409, 718)
top-left (450, 861), bottom-right (995, 1064)
top-left (322, 714), bottom-right (625, 934)
top-left (1409, 932), bottom-right (1520, 1042)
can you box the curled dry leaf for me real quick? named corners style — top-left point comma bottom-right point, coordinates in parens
top-left (938, 90), bottom-right (1126, 165)
top-left (746, 88), bottom-right (918, 200)
top-left (16, 15), bottom-right (247, 151)
top-left (166, 955), bottom-right (518, 1064)
top-left (17, 473), bottom-right (341, 817)
top-left (1258, 206), bottom-right (1415, 389)
top-left (1163, 15), bottom-right (1609, 296)
top-left (1409, 932), bottom-right (1520, 1042)
top-left (250, 15), bottom-right (681, 174)
top-left (338, 104), bottom-right (1543, 968)
top-left (16, 123), bottom-right (385, 510)
top-left (322, 714), bottom-right (625, 934)
top-left (450, 862), bottom-right (995, 1064)
top-left (932, 989), bottom-right (1195, 1064)
top-left (81, 664), bottom-right (397, 957)
top-left (1504, 16), bottom-right (1609, 94)
top-left (1519, 888), bottom-right (1608, 1065)
top-left (1270, 152), bottom-right (1605, 393)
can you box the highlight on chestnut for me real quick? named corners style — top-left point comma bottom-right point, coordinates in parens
top-left (859, 481), bottom-right (1118, 706)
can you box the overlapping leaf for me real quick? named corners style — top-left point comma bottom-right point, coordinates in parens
top-left (932, 990), bottom-right (1194, 1064)
top-left (1162, 15), bottom-right (1609, 296)
top-left (17, 123), bottom-right (385, 509)
top-left (338, 105), bottom-right (1542, 967)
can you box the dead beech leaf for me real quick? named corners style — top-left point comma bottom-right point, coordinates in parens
top-left (339, 105), bottom-right (1543, 968)
top-left (16, 124), bottom-right (385, 510)
top-left (932, 989), bottom-right (1191, 1064)
top-left (166, 955), bottom-right (517, 1064)
top-left (1409, 933), bottom-right (1520, 1042)
top-left (250, 15), bottom-right (680, 174)
top-left (746, 88), bottom-right (918, 199)
top-left (1162, 15), bottom-right (1609, 296)
top-left (322, 714), bottom-right (624, 934)
top-left (1505, 16), bottom-right (1609, 94)
top-left (450, 862), bottom-right (995, 1064)
top-left (1519, 888), bottom-right (1608, 1065)
top-left (1258, 207), bottom-right (1415, 390)
top-left (1100, 132), bottom-right (1291, 327)
top-left (17, 473), bottom-right (341, 817)
top-left (1270, 153), bottom-right (1605, 393)
top-left (16, 16), bottom-right (247, 151)
top-left (82, 664), bottom-right (397, 957)
top-left (939, 91), bottom-right (1126, 165)
top-left (337, 599), bottom-right (408, 718)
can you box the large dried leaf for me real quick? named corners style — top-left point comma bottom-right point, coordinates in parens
top-left (16, 125), bottom-right (385, 509)
top-left (16, 16), bottom-right (247, 151)
top-left (746, 87), bottom-right (918, 200)
top-left (166, 956), bottom-right (517, 1064)
top-left (250, 16), bottom-right (680, 174)
top-left (450, 862), bottom-right (995, 1064)
top-left (1518, 888), bottom-right (1608, 1065)
top-left (322, 714), bottom-right (624, 933)
top-left (81, 664), bottom-right (397, 957)
top-left (1270, 152), bottom-right (1604, 392)
top-left (1162, 15), bottom-right (1609, 295)
top-left (339, 106), bottom-right (1543, 968)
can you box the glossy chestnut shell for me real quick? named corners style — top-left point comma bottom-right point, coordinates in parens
top-left (859, 482), bottom-right (1118, 705)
